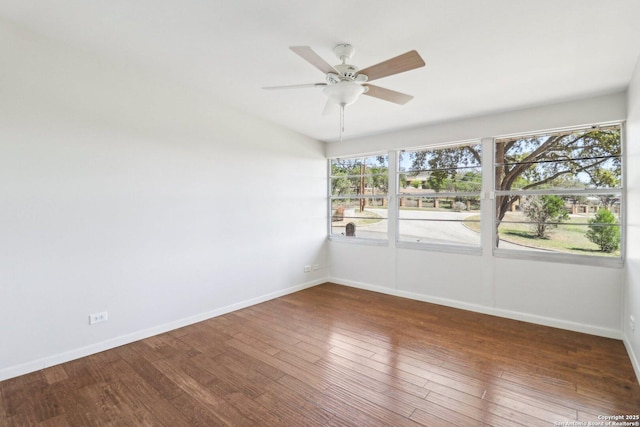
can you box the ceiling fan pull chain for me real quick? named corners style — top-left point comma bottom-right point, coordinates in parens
top-left (340, 105), bottom-right (345, 142)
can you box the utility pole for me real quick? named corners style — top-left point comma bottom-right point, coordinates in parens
top-left (359, 164), bottom-right (366, 212)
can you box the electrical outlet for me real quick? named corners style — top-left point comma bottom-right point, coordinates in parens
top-left (312, 264), bottom-right (320, 271)
top-left (89, 311), bottom-right (108, 325)
top-left (304, 265), bottom-right (311, 273)
top-left (631, 315), bottom-right (635, 332)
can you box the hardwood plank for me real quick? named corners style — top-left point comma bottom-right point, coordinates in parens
top-left (185, 353), bottom-right (271, 399)
top-left (487, 385), bottom-right (578, 420)
top-left (278, 374), bottom-right (403, 426)
top-left (410, 404), bottom-right (479, 427)
top-left (254, 391), bottom-right (327, 427)
top-left (41, 366), bottom-right (68, 385)
top-left (172, 323), bottom-right (231, 356)
top-left (150, 357), bottom-right (252, 426)
top-left (54, 382), bottom-right (114, 426)
top-left (141, 332), bottom-right (203, 360)
top-left (60, 358), bottom-right (100, 390)
top-left (2, 282), bottom-right (639, 426)
top-left (314, 352), bottom-right (430, 398)
top-left (111, 358), bottom-right (192, 426)
top-left (29, 386), bottom-right (64, 423)
top-left (262, 376), bottom-right (334, 425)
top-left (426, 390), bottom-right (551, 426)
top-left (226, 337), bottom-right (330, 391)
top-left (317, 349), bottom-right (430, 395)
top-left (87, 380), bottom-right (165, 426)
top-left (122, 352), bottom-right (184, 401)
top-left (168, 393), bottom-right (234, 426)
top-left (0, 387), bottom-right (7, 423)
top-left (323, 384), bottom-right (421, 426)
top-left (37, 414), bottom-right (71, 427)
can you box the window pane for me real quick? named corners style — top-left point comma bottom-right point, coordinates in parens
top-left (331, 155), bottom-right (389, 196)
top-left (495, 126), bottom-right (621, 191)
top-left (331, 198), bottom-right (388, 239)
top-left (399, 143), bottom-right (482, 194)
top-left (496, 194), bottom-right (621, 257)
top-left (398, 196), bottom-right (481, 246)
top-left (397, 143), bottom-right (482, 249)
top-left (330, 154), bottom-right (389, 241)
top-left (494, 124), bottom-right (623, 261)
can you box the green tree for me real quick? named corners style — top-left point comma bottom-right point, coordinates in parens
top-left (409, 146), bottom-right (481, 193)
top-left (399, 173), bottom-right (407, 188)
top-left (331, 163), bottom-right (351, 195)
top-left (369, 166), bottom-right (389, 194)
top-left (522, 195), bottom-right (569, 238)
top-left (331, 156), bottom-right (389, 212)
top-left (586, 209), bottom-right (620, 252)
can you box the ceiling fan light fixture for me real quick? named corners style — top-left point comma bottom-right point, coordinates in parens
top-left (322, 81), bottom-right (365, 107)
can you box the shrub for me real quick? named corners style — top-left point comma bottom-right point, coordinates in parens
top-left (586, 208), bottom-right (620, 252)
top-left (522, 195), bottom-right (569, 238)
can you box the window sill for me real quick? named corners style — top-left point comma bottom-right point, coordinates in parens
top-left (493, 248), bottom-right (624, 268)
top-left (396, 240), bottom-right (482, 255)
top-left (328, 235), bottom-right (389, 247)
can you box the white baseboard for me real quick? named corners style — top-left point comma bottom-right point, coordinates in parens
top-left (328, 277), bottom-right (623, 340)
top-left (0, 278), bottom-right (325, 382)
top-left (623, 336), bottom-right (640, 385)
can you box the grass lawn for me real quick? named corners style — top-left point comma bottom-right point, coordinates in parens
top-left (464, 212), bottom-right (620, 257)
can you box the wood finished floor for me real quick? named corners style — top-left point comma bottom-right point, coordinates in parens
top-left (1, 283), bottom-right (639, 426)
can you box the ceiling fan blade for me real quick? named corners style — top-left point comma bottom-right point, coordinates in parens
top-left (358, 50), bottom-right (425, 82)
top-left (290, 46), bottom-right (338, 75)
top-left (363, 84), bottom-right (414, 105)
top-left (263, 83), bottom-right (327, 90)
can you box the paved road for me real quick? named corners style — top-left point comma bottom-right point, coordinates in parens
top-left (398, 210), bottom-right (480, 245)
top-left (345, 209), bottom-right (530, 250)
top-left (351, 209), bottom-right (478, 245)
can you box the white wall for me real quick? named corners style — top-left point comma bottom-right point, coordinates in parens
top-left (0, 20), bottom-right (327, 380)
top-left (625, 55), bottom-right (640, 379)
top-left (328, 92), bottom-right (627, 339)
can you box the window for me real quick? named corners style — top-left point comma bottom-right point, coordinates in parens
top-left (494, 124), bottom-right (622, 263)
top-left (397, 142), bottom-right (482, 250)
top-left (329, 154), bottom-right (389, 241)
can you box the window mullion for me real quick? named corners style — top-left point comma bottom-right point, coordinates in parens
top-left (482, 137), bottom-right (495, 256)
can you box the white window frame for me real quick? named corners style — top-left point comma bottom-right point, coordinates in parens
top-left (395, 141), bottom-right (483, 255)
top-left (328, 153), bottom-right (390, 245)
top-left (492, 122), bottom-right (624, 267)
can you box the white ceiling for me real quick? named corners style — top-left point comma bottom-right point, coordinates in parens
top-left (1, 0), bottom-right (640, 142)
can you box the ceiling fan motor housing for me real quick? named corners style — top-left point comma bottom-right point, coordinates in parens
top-left (332, 44), bottom-right (367, 81)
top-left (334, 63), bottom-right (360, 79)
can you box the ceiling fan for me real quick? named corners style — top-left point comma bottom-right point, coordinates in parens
top-left (264, 44), bottom-right (425, 138)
